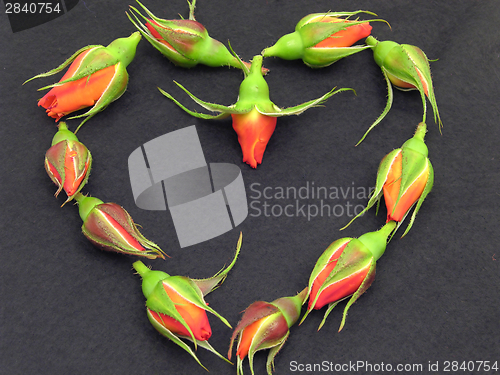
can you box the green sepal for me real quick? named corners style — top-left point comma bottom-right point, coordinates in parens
top-left (127, 8), bottom-right (197, 68)
top-left (340, 148), bottom-right (401, 229)
top-left (263, 87), bottom-right (355, 116)
top-left (383, 45), bottom-right (431, 124)
top-left (356, 67), bottom-right (394, 145)
top-left (397, 148), bottom-right (428, 198)
top-left (23, 45), bottom-right (101, 85)
top-left (247, 313), bottom-right (288, 375)
top-left (401, 159), bottom-right (433, 237)
top-left (159, 276), bottom-right (232, 329)
top-left (317, 299), bottom-right (343, 331)
top-left (337, 257), bottom-right (376, 331)
top-left (303, 45), bottom-right (373, 68)
top-left (191, 232), bottom-right (242, 296)
top-left (302, 238), bottom-right (352, 305)
top-left (183, 335), bottom-right (233, 365)
top-left (387, 146), bottom-right (431, 234)
top-left (44, 141), bottom-right (67, 197)
top-left (402, 44), bottom-right (442, 128)
top-left (265, 332), bottom-right (289, 375)
top-left (158, 84), bottom-right (243, 118)
top-left (145, 277), bottom-right (199, 345)
top-left (161, 53), bottom-right (353, 123)
top-left (295, 11), bottom-right (378, 30)
top-left (392, 154), bottom-right (433, 238)
top-left (36, 48), bottom-right (117, 91)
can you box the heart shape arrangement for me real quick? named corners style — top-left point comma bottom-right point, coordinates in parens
top-left (25, 1), bottom-right (441, 374)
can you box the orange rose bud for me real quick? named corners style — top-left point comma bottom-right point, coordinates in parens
top-left (358, 36), bottom-right (442, 144)
top-left (127, 0), bottom-right (265, 73)
top-left (228, 289), bottom-right (307, 375)
top-left (132, 234), bottom-right (242, 370)
top-left (231, 109), bottom-right (277, 168)
top-left (343, 122), bottom-right (434, 237)
top-left (44, 122), bottom-right (91, 205)
top-left (159, 55), bottom-right (352, 168)
top-left (24, 33), bottom-right (141, 132)
top-left (75, 194), bottom-right (166, 259)
top-left (148, 281), bottom-right (212, 341)
top-left (262, 11), bottom-right (387, 68)
top-left (301, 222), bottom-right (396, 331)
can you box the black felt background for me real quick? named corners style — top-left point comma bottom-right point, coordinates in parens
top-left (1, 1), bottom-right (499, 374)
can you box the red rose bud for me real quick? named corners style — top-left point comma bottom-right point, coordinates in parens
top-left (343, 122), bottom-right (434, 237)
top-left (159, 54), bottom-right (353, 168)
top-left (44, 122), bottom-right (91, 205)
top-left (262, 11), bottom-right (388, 68)
top-left (75, 193), bottom-right (166, 259)
top-left (301, 221), bottom-right (396, 331)
top-left (132, 233), bottom-right (242, 370)
top-left (127, 1), bottom-right (266, 73)
top-left (228, 288), bottom-right (307, 375)
top-left (24, 32), bottom-right (141, 132)
top-left (358, 36), bottom-right (442, 144)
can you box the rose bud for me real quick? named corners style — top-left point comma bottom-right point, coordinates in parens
top-left (228, 288), bottom-right (307, 375)
top-left (358, 36), bottom-right (442, 144)
top-left (44, 122), bottom-right (91, 205)
top-left (24, 32), bottom-right (141, 132)
top-left (75, 193), bottom-right (166, 259)
top-left (343, 122), bottom-right (434, 237)
top-left (132, 233), bottom-right (242, 370)
top-left (127, 0), bottom-right (266, 73)
top-left (262, 11), bottom-right (387, 68)
top-left (159, 54), bottom-right (352, 168)
top-left (300, 221), bottom-right (396, 331)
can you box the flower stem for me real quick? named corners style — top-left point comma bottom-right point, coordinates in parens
top-left (365, 35), bottom-right (378, 47)
top-left (132, 261), bottom-right (150, 277)
top-left (414, 122), bottom-right (427, 142)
